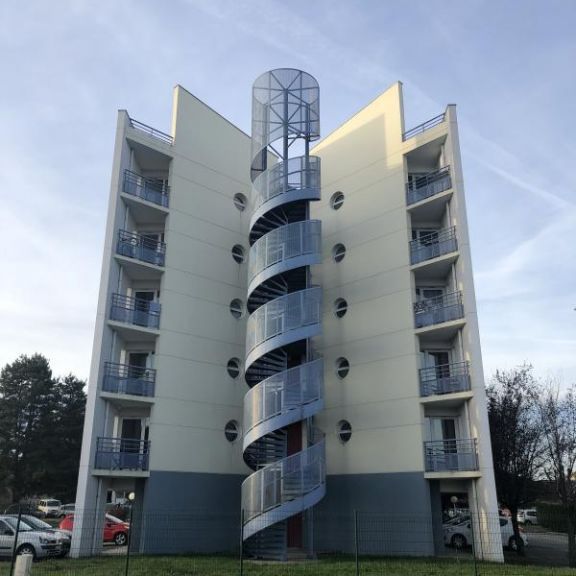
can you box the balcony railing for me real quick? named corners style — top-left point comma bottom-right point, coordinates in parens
top-left (424, 438), bottom-right (478, 472)
top-left (403, 112), bottom-right (446, 141)
top-left (95, 437), bottom-right (150, 471)
top-left (410, 226), bottom-right (458, 265)
top-left (110, 293), bottom-right (161, 330)
top-left (414, 291), bottom-right (464, 329)
top-left (420, 361), bottom-right (471, 397)
top-left (117, 229), bottom-right (166, 267)
top-left (128, 117), bottom-right (173, 145)
top-left (123, 170), bottom-right (169, 208)
top-left (406, 166), bottom-right (452, 205)
top-left (102, 362), bottom-right (156, 397)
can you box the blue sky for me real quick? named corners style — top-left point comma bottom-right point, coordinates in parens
top-left (1, 0), bottom-right (575, 384)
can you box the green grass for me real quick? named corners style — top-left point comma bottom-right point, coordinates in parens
top-left (1, 554), bottom-right (572, 576)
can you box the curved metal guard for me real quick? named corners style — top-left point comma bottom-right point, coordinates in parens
top-left (243, 69), bottom-right (324, 560)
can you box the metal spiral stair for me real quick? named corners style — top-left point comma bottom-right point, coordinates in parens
top-left (242, 69), bottom-right (325, 560)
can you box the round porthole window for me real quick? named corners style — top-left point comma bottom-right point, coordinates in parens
top-left (337, 420), bottom-right (352, 444)
top-left (332, 243), bottom-right (346, 263)
top-left (225, 420), bottom-right (240, 442)
top-left (335, 357), bottom-right (350, 379)
top-left (232, 244), bottom-right (245, 264)
top-left (233, 193), bottom-right (247, 212)
top-left (330, 191), bottom-right (345, 210)
top-left (230, 299), bottom-right (244, 319)
top-left (334, 298), bottom-right (348, 318)
top-left (227, 358), bottom-right (241, 379)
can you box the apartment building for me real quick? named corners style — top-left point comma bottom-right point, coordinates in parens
top-left (74, 69), bottom-right (502, 561)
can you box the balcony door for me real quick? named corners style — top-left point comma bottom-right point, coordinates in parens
top-left (428, 417), bottom-right (458, 445)
top-left (421, 350), bottom-right (450, 377)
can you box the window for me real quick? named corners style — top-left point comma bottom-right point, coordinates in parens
top-left (334, 298), bottom-right (348, 318)
top-left (233, 193), bottom-right (247, 212)
top-left (330, 191), bottom-right (345, 210)
top-left (332, 243), bottom-right (346, 263)
top-left (337, 420), bottom-right (352, 443)
top-left (232, 244), bottom-right (245, 264)
top-left (225, 420), bottom-right (240, 442)
top-left (230, 299), bottom-right (244, 319)
top-left (335, 357), bottom-right (350, 379)
top-left (227, 358), bottom-right (241, 379)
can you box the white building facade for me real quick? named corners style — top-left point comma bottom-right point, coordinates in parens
top-left (74, 70), bottom-right (502, 561)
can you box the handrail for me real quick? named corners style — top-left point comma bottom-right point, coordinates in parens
top-left (419, 361), bottom-right (470, 397)
top-left (95, 437), bottom-right (150, 471)
top-left (414, 290), bottom-right (464, 329)
top-left (406, 166), bottom-right (452, 205)
top-left (424, 438), bottom-right (478, 472)
top-left (403, 113), bottom-right (446, 141)
top-left (246, 287), bottom-right (321, 356)
top-left (410, 226), bottom-right (458, 265)
top-left (102, 361), bottom-right (156, 397)
top-left (128, 117), bottom-right (174, 145)
top-left (117, 229), bottom-right (166, 267)
top-left (110, 293), bottom-right (161, 329)
top-left (248, 220), bottom-right (321, 286)
top-left (414, 290), bottom-right (462, 313)
top-left (123, 169), bottom-right (169, 208)
top-left (244, 359), bottom-right (323, 436)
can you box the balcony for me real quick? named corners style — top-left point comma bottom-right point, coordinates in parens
top-left (116, 230), bottom-right (166, 268)
top-left (110, 294), bottom-right (160, 330)
top-left (94, 437), bottom-right (150, 472)
top-left (420, 361), bottom-right (471, 397)
top-left (410, 227), bottom-right (458, 266)
top-left (122, 169), bottom-right (169, 208)
top-left (128, 117), bottom-right (173, 146)
top-left (403, 112), bottom-right (446, 141)
top-left (406, 166), bottom-right (452, 206)
top-left (424, 438), bottom-right (479, 472)
top-left (414, 291), bottom-right (464, 329)
top-left (102, 362), bottom-right (156, 398)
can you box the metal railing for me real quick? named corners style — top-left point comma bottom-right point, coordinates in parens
top-left (406, 166), bottom-right (452, 205)
top-left (252, 155), bottom-right (321, 213)
top-left (248, 220), bottom-right (321, 286)
top-left (117, 229), bottom-right (166, 267)
top-left (102, 362), bottom-right (156, 397)
top-left (403, 112), bottom-right (446, 141)
top-left (128, 117), bottom-right (174, 145)
top-left (94, 437), bottom-right (150, 471)
top-left (123, 169), bottom-right (169, 207)
top-left (246, 287), bottom-right (322, 356)
top-left (410, 226), bottom-right (458, 265)
top-left (424, 438), bottom-right (478, 472)
top-left (244, 359), bottom-right (323, 438)
top-left (414, 290), bottom-right (464, 329)
top-left (110, 293), bottom-right (161, 330)
top-left (419, 361), bottom-right (471, 397)
top-left (242, 438), bottom-right (325, 523)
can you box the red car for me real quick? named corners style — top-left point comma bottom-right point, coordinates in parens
top-left (59, 513), bottom-right (129, 546)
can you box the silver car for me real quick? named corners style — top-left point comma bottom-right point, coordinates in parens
top-left (0, 516), bottom-right (62, 559)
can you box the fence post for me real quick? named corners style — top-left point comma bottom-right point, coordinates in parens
top-left (469, 511), bottom-right (479, 576)
top-left (239, 509), bottom-right (244, 576)
top-left (354, 509), bottom-right (359, 576)
top-left (9, 505), bottom-right (23, 576)
top-left (124, 502), bottom-right (134, 576)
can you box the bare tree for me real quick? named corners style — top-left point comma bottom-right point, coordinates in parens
top-left (536, 383), bottom-right (576, 566)
top-left (487, 365), bottom-right (542, 555)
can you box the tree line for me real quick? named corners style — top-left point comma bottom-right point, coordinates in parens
top-left (0, 354), bottom-right (86, 505)
top-left (487, 365), bottom-right (576, 564)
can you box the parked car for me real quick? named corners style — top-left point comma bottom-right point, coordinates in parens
top-left (59, 513), bottom-right (129, 546)
top-left (517, 509), bottom-right (538, 525)
top-left (0, 515), bottom-right (62, 559)
top-left (59, 503), bottom-right (75, 517)
top-left (3, 502), bottom-right (43, 518)
top-left (37, 499), bottom-right (62, 518)
top-left (7, 515), bottom-right (71, 557)
top-left (443, 516), bottom-right (528, 551)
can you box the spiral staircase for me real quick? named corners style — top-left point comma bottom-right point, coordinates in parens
top-left (242, 69), bottom-right (325, 560)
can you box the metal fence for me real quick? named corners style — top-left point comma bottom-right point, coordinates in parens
top-left (1, 508), bottom-right (573, 575)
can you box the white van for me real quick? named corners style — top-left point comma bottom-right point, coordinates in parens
top-left (37, 499), bottom-right (62, 518)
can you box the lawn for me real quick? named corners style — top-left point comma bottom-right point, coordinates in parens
top-left (0, 554), bottom-right (572, 576)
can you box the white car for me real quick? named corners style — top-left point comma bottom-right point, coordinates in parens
top-left (0, 516), bottom-right (62, 559)
top-left (517, 509), bottom-right (538, 525)
top-left (37, 499), bottom-right (62, 518)
top-left (443, 516), bottom-right (528, 551)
